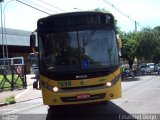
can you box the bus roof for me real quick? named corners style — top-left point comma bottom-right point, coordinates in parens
top-left (37, 11), bottom-right (115, 31)
top-left (38, 11), bottom-right (113, 20)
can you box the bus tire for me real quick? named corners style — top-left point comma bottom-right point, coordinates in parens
top-left (49, 105), bottom-right (63, 111)
top-left (100, 101), bottom-right (108, 105)
top-left (33, 81), bottom-right (38, 89)
top-left (49, 105), bottom-right (54, 109)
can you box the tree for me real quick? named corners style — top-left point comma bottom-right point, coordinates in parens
top-left (121, 27), bottom-right (160, 69)
top-left (94, 8), bottom-right (107, 12)
top-left (151, 26), bottom-right (160, 62)
top-left (137, 28), bottom-right (158, 62)
top-left (121, 32), bottom-right (140, 69)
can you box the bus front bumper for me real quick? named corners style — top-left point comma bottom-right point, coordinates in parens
top-left (41, 80), bottom-right (121, 106)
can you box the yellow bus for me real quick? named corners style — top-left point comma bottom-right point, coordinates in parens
top-left (30, 11), bottom-right (122, 107)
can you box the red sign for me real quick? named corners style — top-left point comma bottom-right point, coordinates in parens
top-left (77, 94), bottom-right (90, 99)
top-left (15, 65), bottom-right (23, 78)
top-left (16, 66), bottom-right (22, 74)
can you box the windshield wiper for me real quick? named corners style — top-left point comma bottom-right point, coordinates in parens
top-left (84, 30), bottom-right (96, 46)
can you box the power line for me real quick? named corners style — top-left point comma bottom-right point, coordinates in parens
top-left (2, 0), bottom-right (61, 58)
top-left (38, 0), bottom-right (66, 12)
top-left (2, 0), bottom-right (53, 59)
top-left (103, 0), bottom-right (135, 22)
top-left (16, 0), bottom-right (51, 15)
top-left (23, 0), bottom-right (58, 14)
top-left (103, 0), bottom-right (142, 31)
top-left (3, 0), bottom-right (19, 58)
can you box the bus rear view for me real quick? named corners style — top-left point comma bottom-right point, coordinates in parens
top-left (31, 11), bottom-right (122, 107)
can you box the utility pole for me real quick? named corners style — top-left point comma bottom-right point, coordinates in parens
top-left (135, 21), bottom-right (137, 32)
top-left (0, 0), bottom-right (5, 60)
top-left (103, 0), bottom-right (140, 32)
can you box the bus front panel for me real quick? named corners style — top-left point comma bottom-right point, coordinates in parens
top-left (37, 12), bottom-right (122, 106)
top-left (40, 68), bottom-right (121, 105)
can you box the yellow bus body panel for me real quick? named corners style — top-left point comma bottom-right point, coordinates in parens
top-left (40, 68), bottom-right (122, 105)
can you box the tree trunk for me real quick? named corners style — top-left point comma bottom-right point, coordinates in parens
top-left (128, 59), bottom-right (134, 70)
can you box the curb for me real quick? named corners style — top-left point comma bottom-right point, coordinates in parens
top-left (0, 86), bottom-right (33, 107)
top-left (5, 103), bottom-right (42, 115)
top-left (0, 103), bottom-right (8, 107)
top-left (15, 86), bottom-right (32, 100)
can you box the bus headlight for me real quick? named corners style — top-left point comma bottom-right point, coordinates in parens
top-left (53, 87), bottom-right (59, 92)
top-left (105, 74), bottom-right (121, 88)
top-left (106, 82), bottom-right (112, 87)
top-left (42, 82), bottom-right (59, 92)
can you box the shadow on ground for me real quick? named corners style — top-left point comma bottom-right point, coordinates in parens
top-left (122, 77), bottom-right (141, 82)
top-left (46, 101), bottom-right (137, 120)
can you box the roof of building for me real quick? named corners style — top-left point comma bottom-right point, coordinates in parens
top-left (0, 28), bottom-right (31, 46)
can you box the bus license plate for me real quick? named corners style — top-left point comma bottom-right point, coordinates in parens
top-left (77, 94), bottom-right (90, 99)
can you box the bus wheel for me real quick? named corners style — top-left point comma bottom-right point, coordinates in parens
top-left (49, 105), bottom-right (54, 109)
top-left (100, 101), bottom-right (108, 105)
top-left (33, 81), bottom-right (38, 89)
top-left (49, 105), bottom-right (63, 111)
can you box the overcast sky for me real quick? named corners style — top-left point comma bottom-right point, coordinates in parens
top-left (1, 0), bottom-right (160, 32)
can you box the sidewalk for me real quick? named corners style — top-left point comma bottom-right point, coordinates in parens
top-left (0, 74), bottom-right (42, 107)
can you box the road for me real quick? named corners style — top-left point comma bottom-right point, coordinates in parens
top-left (1, 75), bottom-right (160, 120)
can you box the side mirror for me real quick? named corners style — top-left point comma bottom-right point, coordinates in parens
top-left (116, 34), bottom-right (122, 49)
top-left (116, 34), bottom-right (122, 56)
top-left (30, 34), bottom-right (36, 52)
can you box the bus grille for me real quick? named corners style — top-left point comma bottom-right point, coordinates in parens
top-left (60, 84), bottom-right (106, 92)
top-left (61, 93), bottom-right (105, 102)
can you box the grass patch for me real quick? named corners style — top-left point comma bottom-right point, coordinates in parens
top-left (5, 95), bottom-right (16, 104)
top-left (0, 74), bottom-right (23, 90)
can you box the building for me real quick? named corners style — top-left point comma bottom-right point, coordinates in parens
top-left (0, 28), bottom-right (32, 73)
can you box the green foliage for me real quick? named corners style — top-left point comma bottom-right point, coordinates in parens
top-left (121, 26), bottom-right (160, 68)
top-left (94, 8), bottom-right (108, 12)
top-left (137, 28), bottom-right (156, 61)
top-left (152, 26), bottom-right (160, 62)
top-left (94, 8), bottom-right (160, 66)
top-left (0, 74), bottom-right (22, 90)
top-left (136, 27), bottom-right (160, 63)
top-left (5, 95), bottom-right (16, 104)
top-left (120, 32), bottom-right (140, 69)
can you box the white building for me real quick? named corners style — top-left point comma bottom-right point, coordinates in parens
top-left (0, 28), bottom-right (32, 73)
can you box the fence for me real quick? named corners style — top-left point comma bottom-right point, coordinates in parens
top-left (0, 65), bottom-right (27, 91)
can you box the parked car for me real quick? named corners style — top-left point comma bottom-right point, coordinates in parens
top-left (147, 63), bottom-right (155, 73)
top-left (154, 63), bottom-right (160, 74)
top-left (139, 64), bottom-right (151, 75)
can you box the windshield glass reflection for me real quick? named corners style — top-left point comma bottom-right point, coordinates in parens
top-left (39, 29), bottom-right (119, 72)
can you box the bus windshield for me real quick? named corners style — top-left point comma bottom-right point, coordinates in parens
top-left (39, 29), bottom-right (119, 73)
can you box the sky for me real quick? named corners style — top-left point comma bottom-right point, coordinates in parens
top-left (1, 0), bottom-right (160, 32)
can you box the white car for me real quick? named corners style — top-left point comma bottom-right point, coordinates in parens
top-left (139, 64), bottom-right (151, 74)
top-left (147, 63), bottom-right (155, 73)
